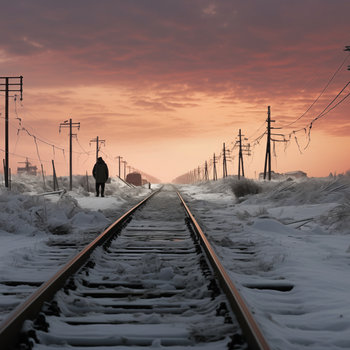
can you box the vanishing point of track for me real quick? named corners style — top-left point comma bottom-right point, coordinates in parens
top-left (0, 186), bottom-right (270, 350)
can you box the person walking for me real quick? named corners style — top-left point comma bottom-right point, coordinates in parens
top-left (92, 157), bottom-right (109, 197)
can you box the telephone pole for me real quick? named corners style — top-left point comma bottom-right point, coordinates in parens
top-left (59, 118), bottom-right (80, 190)
top-left (0, 76), bottom-right (23, 188)
top-left (213, 153), bottom-right (217, 181)
top-left (237, 129), bottom-right (251, 180)
top-left (117, 156), bottom-right (123, 178)
top-left (222, 142), bottom-right (228, 178)
top-left (264, 106), bottom-right (274, 180)
top-left (204, 161), bottom-right (208, 181)
top-left (90, 136), bottom-right (105, 162)
top-left (238, 129), bottom-right (244, 179)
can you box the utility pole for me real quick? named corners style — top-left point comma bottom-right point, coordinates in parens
top-left (213, 153), bottom-right (217, 181)
top-left (264, 106), bottom-right (274, 180)
top-left (204, 161), bottom-right (208, 181)
top-left (117, 156), bottom-right (123, 178)
top-left (222, 142), bottom-right (228, 178)
top-left (0, 76), bottom-right (23, 188)
top-left (345, 46), bottom-right (350, 70)
top-left (237, 129), bottom-right (251, 180)
top-left (59, 118), bottom-right (80, 190)
top-left (90, 136), bottom-right (105, 162)
top-left (238, 129), bottom-right (244, 179)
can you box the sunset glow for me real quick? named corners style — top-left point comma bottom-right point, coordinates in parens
top-left (1, 1), bottom-right (349, 182)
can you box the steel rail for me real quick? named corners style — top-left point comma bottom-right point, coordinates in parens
top-left (0, 188), bottom-right (160, 350)
top-left (176, 191), bottom-right (271, 350)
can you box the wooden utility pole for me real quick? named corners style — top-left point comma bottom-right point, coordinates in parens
top-left (59, 119), bottom-right (80, 190)
top-left (238, 129), bottom-right (244, 179)
top-left (0, 76), bottom-right (23, 188)
top-left (117, 156), bottom-right (123, 178)
top-left (222, 143), bottom-right (228, 178)
top-left (90, 136), bottom-right (105, 162)
top-left (204, 161), bottom-right (208, 181)
top-left (237, 129), bottom-right (251, 180)
top-left (264, 106), bottom-right (274, 180)
top-left (213, 153), bottom-right (217, 181)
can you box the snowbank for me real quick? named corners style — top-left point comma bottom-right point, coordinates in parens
top-left (179, 175), bottom-right (350, 349)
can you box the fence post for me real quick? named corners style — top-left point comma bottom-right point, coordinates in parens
top-left (41, 164), bottom-right (46, 190)
top-left (86, 171), bottom-right (90, 192)
top-left (52, 160), bottom-right (59, 191)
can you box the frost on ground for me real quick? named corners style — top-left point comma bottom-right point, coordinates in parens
top-left (1, 173), bottom-right (350, 349)
top-left (179, 175), bottom-right (350, 350)
top-left (0, 175), bottom-right (152, 305)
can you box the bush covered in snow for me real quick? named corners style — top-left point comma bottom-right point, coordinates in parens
top-left (0, 174), bottom-right (153, 238)
top-left (230, 178), bottom-right (261, 198)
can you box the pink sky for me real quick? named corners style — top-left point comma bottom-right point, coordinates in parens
top-left (0, 0), bottom-right (349, 182)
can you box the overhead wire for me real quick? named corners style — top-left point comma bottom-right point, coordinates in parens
top-left (281, 51), bottom-right (350, 128)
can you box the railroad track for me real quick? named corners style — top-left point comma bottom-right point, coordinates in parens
top-left (0, 186), bottom-right (270, 350)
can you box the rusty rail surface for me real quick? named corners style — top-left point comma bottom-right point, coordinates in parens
top-left (0, 189), bottom-right (160, 350)
top-left (177, 191), bottom-right (271, 350)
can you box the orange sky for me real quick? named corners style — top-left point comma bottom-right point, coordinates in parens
top-left (0, 1), bottom-right (349, 183)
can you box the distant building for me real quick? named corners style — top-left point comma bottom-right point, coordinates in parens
top-left (17, 158), bottom-right (38, 176)
top-left (126, 172), bottom-right (142, 186)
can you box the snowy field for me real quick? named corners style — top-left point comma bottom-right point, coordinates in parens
top-left (179, 175), bottom-right (350, 350)
top-left (0, 173), bottom-right (349, 349)
top-left (0, 175), bottom-right (152, 323)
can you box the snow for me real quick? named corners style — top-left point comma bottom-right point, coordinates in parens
top-left (0, 173), bottom-right (350, 349)
top-left (0, 175), bottom-right (152, 321)
top-left (179, 175), bottom-right (350, 350)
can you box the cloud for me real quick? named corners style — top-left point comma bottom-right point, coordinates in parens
top-left (1, 0), bottom-right (348, 93)
top-left (1, 0), bottom-right (350, 155)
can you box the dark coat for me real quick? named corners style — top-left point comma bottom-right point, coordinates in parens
top-left (93, 158), bottom-right (109, 183)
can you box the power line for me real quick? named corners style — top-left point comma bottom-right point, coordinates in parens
top-left (281, 51), bottom-right (350, 128)
top-left (308, 81), bottom-right (350, 124)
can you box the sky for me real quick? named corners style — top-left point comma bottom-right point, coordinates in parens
top-left (0, 0), bottom-right (349, 183)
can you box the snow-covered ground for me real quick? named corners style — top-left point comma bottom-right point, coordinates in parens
top-left (0, 173), bottom-right (349, 349)
top-left (179, 175), bottom-right (350, 350)
top-left (0, 175), bottom-right (152, 322)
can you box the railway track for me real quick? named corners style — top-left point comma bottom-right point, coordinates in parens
top-left (0, 186), bottom-right (270, 350)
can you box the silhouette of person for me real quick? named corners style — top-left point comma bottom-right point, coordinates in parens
top-left (92, 157), bottom-right (109, 197)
